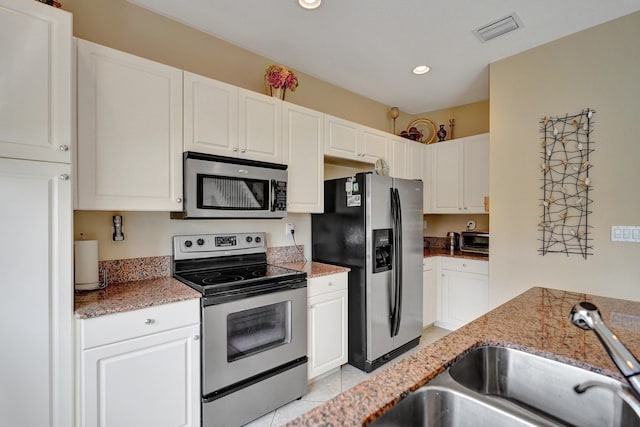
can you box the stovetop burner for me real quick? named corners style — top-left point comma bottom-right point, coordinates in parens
top-left (172, 232), bottom-right (307, 303)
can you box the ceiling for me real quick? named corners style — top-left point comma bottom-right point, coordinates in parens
top-left (128, 0), bottom-right (640, 114)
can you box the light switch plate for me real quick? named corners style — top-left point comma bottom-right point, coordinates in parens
top-left (611, 226), bottom-right (640, 242)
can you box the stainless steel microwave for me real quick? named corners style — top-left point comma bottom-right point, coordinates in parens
top-left (171, 152), bottom-right (287, 219)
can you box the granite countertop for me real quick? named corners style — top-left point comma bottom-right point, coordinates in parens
top-left (74, 277), bottom-right (200, 319)
top-left (278, 261), bottom-right (350, 278)
top-left (423, 247), bottom-right (489, 261)
top-left (286, 287), bottom-right (640, 426)
top-left (74, 260), bottom-right (348, 319)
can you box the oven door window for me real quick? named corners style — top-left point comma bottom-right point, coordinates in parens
top-left (198, 174), bottom-right (268, 210)
top-left (227, 301), bottom-right (291, 362)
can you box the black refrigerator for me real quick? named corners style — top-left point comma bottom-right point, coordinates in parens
top-left (312, 172), bottom-right (424, 372)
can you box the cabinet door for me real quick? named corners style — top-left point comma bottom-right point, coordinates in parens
top-left (283, 102), bottom-right (324, 213)
top-left (324, 114), bottom-right (359, 160)
top-left (440, 269), bottom-right (488, 330)
top-left (360, 128), bottom-right (388, 164)
top-left (308, 290), bottom-right (348, 379)
top-left (423, 260), bottom-right (437, 327)
top-left (238, 89), bottom-right (283, 163)
top-left (388, 136), bottom-right (407, 179)
top-left (422, 144), bottom-right (433, 213)
top-left (463, 133), bottom-right (490, 213)
top-left (0, 158), bottom-right (73, 427)
top-left (183, 71), bottom-right (238, 156)
top-left (431, 140), bottom-right (463, 213)
top-left (0, 0), bottom-right (72, 163)
top-left (81, 324), bottom-right (200, 427)
top-left (77, 39), bottom-right (183, 211)
top-left (407, 139), bottom-right (424, 180)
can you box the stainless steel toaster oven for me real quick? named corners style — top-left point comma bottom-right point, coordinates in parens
top-left (460, 231), bottom-right (489, 255)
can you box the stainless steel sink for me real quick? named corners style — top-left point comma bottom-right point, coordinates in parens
top-left (449, 346), bottom-right (640, 427)
top-left (370, 346), bottom-right (640, 427)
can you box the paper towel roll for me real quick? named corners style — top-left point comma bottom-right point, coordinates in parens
top-left (74, 240), bottom-right (100, 291)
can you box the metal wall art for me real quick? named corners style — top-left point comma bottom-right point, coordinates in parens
top-left (539, 108), bottom-right (595, 259)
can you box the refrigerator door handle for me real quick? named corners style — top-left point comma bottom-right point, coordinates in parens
top-left (392, 188), bottom-right (403, 337)
top-left (389, 188), bottom-right (403, 337)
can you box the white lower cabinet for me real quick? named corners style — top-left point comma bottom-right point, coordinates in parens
top-left (307, 272), bottom-right (348, 380)
top-left (436, 257), bottom-right (489, 331)
top-left (423, 258), bottom-right (437, 327)
top-left (78, 299), bottom-right (200, 427)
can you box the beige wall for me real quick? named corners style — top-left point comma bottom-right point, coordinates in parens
top-left (74, 211), bottom-right (312, 261)
top-left (425, 214), bottom-right (489, 237)
top-left (489, 11), bottom-right (640, 306)
top-left (400, 100), bottom-right (490, 141)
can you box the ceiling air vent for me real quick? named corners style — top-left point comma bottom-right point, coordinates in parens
top-left (473, 13), bottom-right (523, 43)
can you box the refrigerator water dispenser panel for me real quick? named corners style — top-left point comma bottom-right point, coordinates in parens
top-left (373, 229), bottom-right (393, 273)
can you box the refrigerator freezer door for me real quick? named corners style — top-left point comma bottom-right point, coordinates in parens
top-left (392, 178), bottom-right (424, 348)
top-left (365, 174), bottom-right (395, 361)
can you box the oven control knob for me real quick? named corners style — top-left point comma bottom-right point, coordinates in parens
top-left (184, 240), bottom-right (193, 248)
top-left (197, 238), bottom-right (205, 246)
top-left (255, 236), bottom-right (262, 243)
top-left (246, 236), bottom-right (253, 243)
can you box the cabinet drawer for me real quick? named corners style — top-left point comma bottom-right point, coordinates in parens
top-left (423, 257), bottom-right (436, 271)
top-left (80, 299), bottom-right (199, 349)
top-left (307, 272), bottom-right (348, 298)
top-left (441, 258), bottom-right (488, 275)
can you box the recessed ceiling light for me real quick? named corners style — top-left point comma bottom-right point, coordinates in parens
top-left (298, 0), bottom-right (321, 10)
top-left (412, 65), bottom-right (431, 75)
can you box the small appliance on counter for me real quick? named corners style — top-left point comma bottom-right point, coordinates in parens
top-left (74, 239), bottom-right (107, 291)
top-left (447, 232), bottom-right (460, 251)
top-left (460, 231), bottom-right (489, 255)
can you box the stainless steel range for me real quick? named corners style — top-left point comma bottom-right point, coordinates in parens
top-left (172, 232), bottom-right (308, 427)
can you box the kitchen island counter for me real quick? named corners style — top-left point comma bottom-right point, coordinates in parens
top-left (286, 286), bottom-right (640, 426)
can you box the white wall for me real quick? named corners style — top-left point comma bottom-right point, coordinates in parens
top-left (489, 11), bottom-right (640, 306)
top-left (74, 211), bottom-right (311, 261)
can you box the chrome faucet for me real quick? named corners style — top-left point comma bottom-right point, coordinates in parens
top-left (569, 301), bottom-right (640, 399)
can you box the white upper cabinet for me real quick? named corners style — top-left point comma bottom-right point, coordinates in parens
top-left (77, 39), bottom-right (183, 211)
top-left (463, 133), bottom-right (490, 212)
top-left (388, 136), bottom-right (407, 178)
top-left (283, 102), bottom-right (324, 213)
top-left (238, 88), bottom-right (283, 164)
top-left (324, 115), bottom-right (360, 160)
top-left (324, 115), bottom-right (388, 164)
top-left (360, 127), bottom-right (388, 164)
top-left (0, 0), bottom-right (72, 163)
top-left (431, 139), bottom-right (463, 213)
top-left (429, 133), bottom-right (489, 214)
top-left (183, 76), bottom-right (284, 164)
top-left (183, 71), bottom-right (239, 155)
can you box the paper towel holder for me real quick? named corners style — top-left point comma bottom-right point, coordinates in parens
top-left (75, 268), bottom-right (108, 291)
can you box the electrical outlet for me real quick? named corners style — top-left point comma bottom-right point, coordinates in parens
top-left (286, 223), bottom-right (295, 236)
top-left (466, 220), bottom-right (476, 230)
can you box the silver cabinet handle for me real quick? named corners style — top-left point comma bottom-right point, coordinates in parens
top-left (232, 147), bottom-right (238, 152)
top-left (193, 335), bottom-right (200, 341)
top-left (462, 263), bottom-right (467, 268)
top-left (58, 145), bottom-right (69, 152)
top-left (176, 197), bottom-right (182, 203)
top-left (241, 148), bottom-right (246, 153)
top-left (144, 318), bottom-right (154, 325)
top-left (59, 174), bottom-right (69, 181)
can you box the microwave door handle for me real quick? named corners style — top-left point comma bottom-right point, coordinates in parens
top-left (270, 179), bottom-right (276, 212)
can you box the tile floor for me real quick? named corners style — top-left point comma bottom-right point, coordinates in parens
top-left (244, 325), bottom-right (451, 427)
